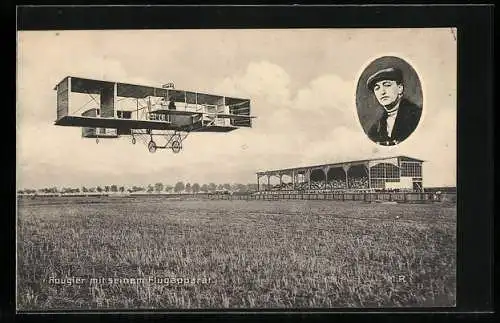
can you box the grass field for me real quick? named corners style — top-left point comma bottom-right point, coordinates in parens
top-left (17, 196), bottom-right (456, 310)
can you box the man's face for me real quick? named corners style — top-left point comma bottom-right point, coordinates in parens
top-left (373, 80), bottom-right (403, 108)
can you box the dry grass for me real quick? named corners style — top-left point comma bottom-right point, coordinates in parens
top-left (17, 197), bottom-right (456, 310)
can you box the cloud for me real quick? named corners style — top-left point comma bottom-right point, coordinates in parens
top-left (215, 61), bottom-right (357, 137)
top-left (215, 61), bottom-right (292, 112)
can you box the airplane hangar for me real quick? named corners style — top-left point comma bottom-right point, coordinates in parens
top-left (256, 155), bottom-right (424, 192)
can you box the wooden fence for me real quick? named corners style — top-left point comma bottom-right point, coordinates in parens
top-left (204, 192), bottom-right (453, 203)
top-left (18, 192), bottom-right (456, 203)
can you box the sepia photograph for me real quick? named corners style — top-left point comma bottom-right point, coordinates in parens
top-left (16, 28), bottom-right (457, 310)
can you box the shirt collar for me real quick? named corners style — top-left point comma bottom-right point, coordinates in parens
top-left (385, 98), bottom-right (401, 116)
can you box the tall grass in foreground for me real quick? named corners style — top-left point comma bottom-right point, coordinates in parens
top-left (17, 198), bottom-right (456, 309)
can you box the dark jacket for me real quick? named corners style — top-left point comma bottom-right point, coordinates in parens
top-left (367, 98), bottom-right (422, 146)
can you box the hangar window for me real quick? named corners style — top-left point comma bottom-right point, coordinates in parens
top-left (370, 163), bottom-right (400, 179)
top-left (401, 162), bottom-right (422, 177)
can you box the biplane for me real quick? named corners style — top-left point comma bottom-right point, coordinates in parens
top-left (53, 76), bottom-right (254, 153)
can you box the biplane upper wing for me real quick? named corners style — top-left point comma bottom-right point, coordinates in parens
top-left (56, 76), bottom-right (252, 103)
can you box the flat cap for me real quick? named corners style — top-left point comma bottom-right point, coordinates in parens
top-left (366, 67), bottom-right (403, 91)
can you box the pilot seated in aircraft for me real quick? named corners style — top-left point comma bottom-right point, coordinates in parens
top-left (168, 97), bottom-right (176, 110)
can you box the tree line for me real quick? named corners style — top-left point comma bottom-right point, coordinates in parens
top-left (18, 182), bottom-right (259, 195)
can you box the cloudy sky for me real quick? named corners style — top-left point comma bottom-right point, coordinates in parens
top-left (17, 28), bottom-right (457, 189)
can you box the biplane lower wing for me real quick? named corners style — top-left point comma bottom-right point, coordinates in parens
top-left (151, 109), bottom-right (255, 121)
top-left (55, 116), bottom-right (177, 131)
top-left (54, 115), bottom-right (239, 133)
top-left (150, 109), bottom-right (202, 117)
top-left (191, 125), bottom-right (239, 132)
top-left (208, 113), bottom-right (256, 120)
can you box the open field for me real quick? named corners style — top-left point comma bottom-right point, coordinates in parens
top-left (17, 196), bottom-right (456, 310)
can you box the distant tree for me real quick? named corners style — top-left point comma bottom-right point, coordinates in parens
top-left (89, 187), bottom-right (96, 193)
top-left (192, 183), bottom-right (200, 194)
top-left (174, 181), bottom-right (185, 193)
top-left (246, 183), bottom-right (258, 192)
top-left (75, 188), bottom-right (80, 193)
top-left (185, 183), bottom-right (192, 193)
top-left (17, 189), bottom-right (24, 195)
top-left (82, 186), bottom-right (88, 193)
top-left (235, 183), bottom-right (247, 193)
top-left (129, 186), bottom-right (143, 193)
top-left (147, 184), bottom-right (154, 193)
top-left (223, 183), bottom-right (231, 191)
top-left (201, 184), bottom-right (208, 192)
top-left (119, 186), bottom-right (125, 193)
top-left (208, 183), bottom-right (217, 192)
top-left (165, 185), bottom-right (174, 193)
top-left (154, 182), bottom-right (164, 193)
top-left (217, 184), bottom-right (224, 191)
top-left (110, 185), bottom-right (118, 193)
top-left (104, 186), bottom-right (110, 193)
top-left (96, 186), bottom-right (103, 193)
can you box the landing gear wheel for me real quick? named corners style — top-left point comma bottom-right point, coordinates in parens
top-left (171, 140), bottom-right (182, 153)
top-left (132, 137), bottom-right (136, 145)
top-left (148, 140), bottom-right (157, 153)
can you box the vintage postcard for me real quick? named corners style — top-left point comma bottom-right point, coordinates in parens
top-left (16, 28), bottom-right (457, 310)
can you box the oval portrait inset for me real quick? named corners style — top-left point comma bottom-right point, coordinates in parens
top-left (356, 56), bottom-right (423, 146)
